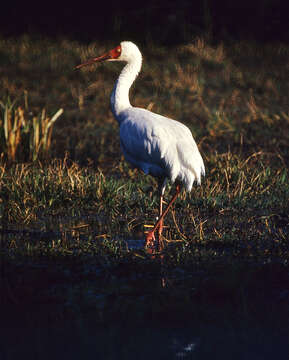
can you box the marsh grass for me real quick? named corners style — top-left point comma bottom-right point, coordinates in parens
top-left (0, 38), bottom-right (289, 360)
top-left (0, 35), bottom-right (288, 264)
top-left (0, 95), bottom-right (63, 162)
top-left (1, 151), bottom-right (288, 266)
top-left (0, 34), bottom-right (289, 360)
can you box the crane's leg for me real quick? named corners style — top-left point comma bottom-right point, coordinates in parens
top-left (157, 178), bottom-right (166, 240)
top-left (157, 193), bottom-right (164, 252)
top-left (158, 193), bottom-right (164, 237)
top-left (145, 184), bottom-right (181, 250)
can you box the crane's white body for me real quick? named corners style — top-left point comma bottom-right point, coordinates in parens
top-left (110, 41), bottom-right (205, 192)
top-left (77, 41), bottom-right (205, 248)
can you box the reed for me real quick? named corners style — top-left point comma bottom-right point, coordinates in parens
top-left (0, 35), bottom-right (288, 263)
top-left (0, 95), bottom-right (63, 162)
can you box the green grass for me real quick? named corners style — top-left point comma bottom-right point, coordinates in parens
top-left (0, 35), bottom-right (288, 263)
top-left (0, 37), bottom-right (288, 347)
top-left (1, 152), bottom-right (288, 264)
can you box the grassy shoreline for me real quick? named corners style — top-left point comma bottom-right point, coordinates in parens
top-left (0, 35), bottom-right (288, 265)
top-left (0, 35), bottom-right (288, 360)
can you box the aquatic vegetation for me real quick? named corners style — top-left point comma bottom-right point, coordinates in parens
top-left (0, 35), bottom-right (288, 263)
top-left (0, 36), bottom-right (288, 360)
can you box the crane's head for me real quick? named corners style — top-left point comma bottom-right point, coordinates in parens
top-left (75, 41), bottom-right (142, 69)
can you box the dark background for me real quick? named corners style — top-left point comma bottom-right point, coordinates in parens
top-left (0, 0), bottom-right (288, 44)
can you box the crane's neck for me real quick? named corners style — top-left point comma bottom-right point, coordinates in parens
top-left (110, 56), bottom-right (142, 120)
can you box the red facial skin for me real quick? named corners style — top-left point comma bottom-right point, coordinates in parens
top-left (75, 45), bottom-right (121, 69)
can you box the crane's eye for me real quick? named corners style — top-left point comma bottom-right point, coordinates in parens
top-left (110, 45), bottom-right (122, 59)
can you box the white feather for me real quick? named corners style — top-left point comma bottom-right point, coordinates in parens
top-left (109, 41), bottom-right (205, 192)
top-left (119, 107), bottom-right (205, 191)
top-left (78, 40), bottom-right (206, 246)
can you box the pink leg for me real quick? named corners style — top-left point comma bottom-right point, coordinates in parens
top-left (158, 193), bottom-right (164, 238)
top-left (145, 184), bottom-right (181, 250)
top-left (158, 193), bottom-right (164, 252)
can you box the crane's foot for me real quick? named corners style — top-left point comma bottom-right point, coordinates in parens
top-left (145, 230), bottom-right (157, 251)
top-left (144, 222), bottom-right (168, 256)
top-left (144, 224), bottom-right (157, 251)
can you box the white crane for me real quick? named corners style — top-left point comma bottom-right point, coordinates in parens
top-left (76, 41), bottom-right (205, 252)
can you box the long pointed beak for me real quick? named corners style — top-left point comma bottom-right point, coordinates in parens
top-left (75, 52), bottom-right (111, 70)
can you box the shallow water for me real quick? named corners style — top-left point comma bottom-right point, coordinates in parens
top-left (1, 257), bottom-right (288, 360)
top-left (1, 302), bottom-right (288, 360)
top-left (1, 217), bottom-right (288, 360)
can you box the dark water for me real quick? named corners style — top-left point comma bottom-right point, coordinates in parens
top-left (1, 305), bottom-right (288, 360)
top-left (0, 222), bottom-right (288, 360)
top-left (1, 259), bottom-right (288, 360)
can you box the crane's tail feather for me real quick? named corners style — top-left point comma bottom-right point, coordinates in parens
top-left (174, 142), bottom-right (205, 191)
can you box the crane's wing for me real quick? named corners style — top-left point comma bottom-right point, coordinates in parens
top-left (119, 107), bottom-right (205, 190)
